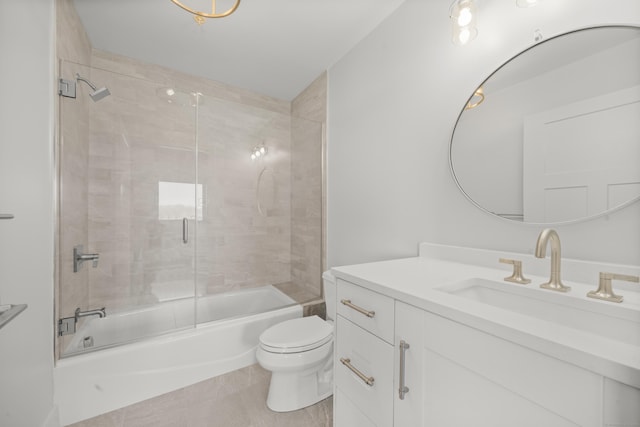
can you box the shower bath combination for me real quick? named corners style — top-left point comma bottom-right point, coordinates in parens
top-left (58, 73), bottom-right (110, 101)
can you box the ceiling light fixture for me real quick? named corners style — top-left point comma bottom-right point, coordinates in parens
top-left (450, 0), bottom-right (478, 46)
top-left (171, 0), bottom-right (241, 25)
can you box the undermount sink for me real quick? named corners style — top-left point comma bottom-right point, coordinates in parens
top-left (437, 278), bottom-right (640, 347)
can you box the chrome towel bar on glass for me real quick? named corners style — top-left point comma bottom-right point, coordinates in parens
top-left (340, 357), bottom-right (375, 386)
top-left (340, 299), bottom-right (375, 318)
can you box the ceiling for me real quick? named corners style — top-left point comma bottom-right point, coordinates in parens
top-left (73, 0), bottom-right (406, 101)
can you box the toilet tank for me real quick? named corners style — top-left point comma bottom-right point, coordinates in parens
top-left (322, 271), bottom-right (337, 321)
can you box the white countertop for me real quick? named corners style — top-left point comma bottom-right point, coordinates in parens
top-left (331, 244), bottom-right (640, 389)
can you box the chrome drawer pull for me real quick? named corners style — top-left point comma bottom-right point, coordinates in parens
top-left (340, 357), bottom-right (375, 386)
top-left (398, 340), bottom-right (410, 400)
top-left (340, 299), bottom-right (375, 318)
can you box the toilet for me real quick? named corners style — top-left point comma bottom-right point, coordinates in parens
top-left (256, 271), bottom-right (336, 412)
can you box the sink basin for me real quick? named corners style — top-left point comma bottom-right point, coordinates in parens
top-left (437, 278), bottom-right (640, 346)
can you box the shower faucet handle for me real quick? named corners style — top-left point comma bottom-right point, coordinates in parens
top-left (73, 245), bottom-right (100, 272)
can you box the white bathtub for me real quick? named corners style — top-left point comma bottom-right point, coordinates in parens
top-left (54, 285), bottom-right (301, 425)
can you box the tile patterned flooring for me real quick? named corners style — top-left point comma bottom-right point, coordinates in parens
top-left (68, 364), bottom-right (332, 427)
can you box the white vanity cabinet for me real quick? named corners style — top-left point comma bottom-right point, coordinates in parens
top-left (334, 279), bottom-right (395, 427)
top-left (334, 276), bottom-right (640, 426)
top-left (394, 302), bottom-right (604, 427)
top-left (332, 245), bottom-right (640, 426)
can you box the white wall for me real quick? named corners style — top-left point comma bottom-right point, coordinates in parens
top-left (0, 1), bottom-right (57, 426)
top-left (327, 0), bottom-right (640, 267)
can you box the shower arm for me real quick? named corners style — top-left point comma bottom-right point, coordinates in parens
top-left (76, 73), bottom-right (98, 91)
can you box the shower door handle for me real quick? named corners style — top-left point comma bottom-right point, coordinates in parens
top-left (182, 218), bottom-right (188, 244)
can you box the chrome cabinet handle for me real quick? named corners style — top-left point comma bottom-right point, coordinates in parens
top-left (340, 357), bottom-right (375, 386)
top-left (398, 340), bottom-right (410, 400)
top-left (0, 214), bottom-right (14, 220)
top-left (340, 299), bottom-right (375, 318)
top-left (182, 218), bottom-right (188, 244)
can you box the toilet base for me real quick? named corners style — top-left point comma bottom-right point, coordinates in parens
top-left (266, 368), bottom-right (333, 412)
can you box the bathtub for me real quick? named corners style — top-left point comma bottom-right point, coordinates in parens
top-left (54, 285), bottom-right (301, 426)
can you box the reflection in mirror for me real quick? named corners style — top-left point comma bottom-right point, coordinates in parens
top-left (450, 26), bottom-right (640, 224)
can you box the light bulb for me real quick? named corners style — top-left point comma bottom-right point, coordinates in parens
top-left (255, 151), bottom-right (261, 157)
top-left (260, 147), bottom-right (266, 154)
top-left (457, 7), bottom-right (472, 26)
top-left (458, 28), bottom-right (471, 45)
top-left (251, 154), bottom-right (256, 160)
top-left (166, 88), bottom-right (175, 96)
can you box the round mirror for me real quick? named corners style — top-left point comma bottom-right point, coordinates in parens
top-left (450, 26), bottom-right (640, 224)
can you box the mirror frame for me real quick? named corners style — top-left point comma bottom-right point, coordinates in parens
top-left (449, 25), bottom-right (640, 226)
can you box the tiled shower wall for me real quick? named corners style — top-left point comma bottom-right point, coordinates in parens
top-left (56, 0), bottom-right (326, 353)
top-left (82, 63), bottom-right (293, 311)
top-left (291, 73), bottom-right (327, 297)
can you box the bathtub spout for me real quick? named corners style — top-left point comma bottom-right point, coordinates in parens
top-left (75, 307), bottom-right (106, 320)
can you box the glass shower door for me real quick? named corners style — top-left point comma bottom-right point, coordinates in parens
top-left (57, 61), bottom-right (198, 357)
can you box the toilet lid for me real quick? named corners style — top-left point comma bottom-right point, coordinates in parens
top-left (259, 315), bottom-right (333, 354)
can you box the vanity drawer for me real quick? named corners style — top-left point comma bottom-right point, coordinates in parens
top-left (336, 278), bottom-right (394, 343)
top-left (335, 388), bottom-right (377, 427)
top-left (335, 315), bottom-right (394, 427)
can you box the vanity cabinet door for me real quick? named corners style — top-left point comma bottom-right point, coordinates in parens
top-left (394, 302), bottom-right (602, 427)
top-left (603, 378), bottom-right (640, 426)
top-left (393, 302), bottom-right (425, 426)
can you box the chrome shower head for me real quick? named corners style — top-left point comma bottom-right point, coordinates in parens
top-left (89, 86), bottom-right (111, 102)
top-left (76, 73), bottom-right (110, 102)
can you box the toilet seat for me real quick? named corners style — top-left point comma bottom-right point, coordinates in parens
top-left (259, 315), bottom-right (333, 354)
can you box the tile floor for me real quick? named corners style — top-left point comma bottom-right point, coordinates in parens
top-left (68, 364), bottom-right (332, 427)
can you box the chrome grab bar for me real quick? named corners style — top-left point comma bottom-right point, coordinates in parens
top-left (182, 218), bottom-right (188, 244)
top-left (340, 299), bottom-right (375, 318)
top-left (398, 340), bottom-right (410, 400)
top-left (0, 214), bottom-right (14, 220)
top-left (340, 357), bottom-right (375, 386)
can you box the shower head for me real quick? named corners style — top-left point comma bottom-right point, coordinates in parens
top-left (76, 73), bottom-right (110, 102)
top-left (89, 86), bottom-right (111, 102)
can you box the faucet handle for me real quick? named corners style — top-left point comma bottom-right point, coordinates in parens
top-left (587, 272), bottom-right (639, 303)
top-left (499, 258), bottom-right (531, 285)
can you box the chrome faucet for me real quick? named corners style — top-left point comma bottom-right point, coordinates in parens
top-left (75, 307), bottom-right (106, 321)
top-left (534, 229), bottom-right (571, 292)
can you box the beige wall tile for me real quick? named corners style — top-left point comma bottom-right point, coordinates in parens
top-left (290, 73), bottom-right (326, 298)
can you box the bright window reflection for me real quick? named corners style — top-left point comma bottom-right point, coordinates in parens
top-left (158, 181), bottom-right (203, 220)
